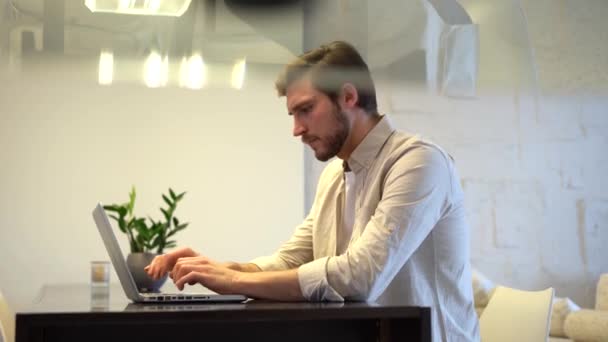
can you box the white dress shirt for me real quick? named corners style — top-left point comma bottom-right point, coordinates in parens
top-left (252, 115), bottom-right (480, 342)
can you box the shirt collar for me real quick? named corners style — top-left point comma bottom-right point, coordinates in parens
top-left (346, 115), bottom-right (395, 174)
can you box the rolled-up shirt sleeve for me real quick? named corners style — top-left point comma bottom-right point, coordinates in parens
top-left (298, 257), bottom-right (344, 301)
top-left (298, 145), bottom-right (452, 301)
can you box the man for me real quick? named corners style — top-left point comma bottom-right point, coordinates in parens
top-left (146, 41), bottom-right (479, 341)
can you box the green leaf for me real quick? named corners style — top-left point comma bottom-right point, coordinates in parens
top-left (175, 191), bottom-right (186, 201)
top-left (128, 186), bottom-right (136, 215)
top-left (167, 223), bottom-right (188, 237)
top-left (103, 205), bottom-right (119, 212)
top-left (162, 194), bottom-right (172, 207)
top-left (130, 219), bottom-right (147, 239)
top-left (172, 217), bottom-right (179, 227)
top-left (169, 188), bottom-right (177, 200)
top-left (118, 220), bottom-right (126, 232)
top-left (108, 214), bottom-right (119, 222)
top-left (160, 208), bottom-right (170, 221)
top-left (152, 225), bottom-right (163, 238)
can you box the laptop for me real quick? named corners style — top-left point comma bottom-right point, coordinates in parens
top-left (92, 203), bottom-right (247, 303)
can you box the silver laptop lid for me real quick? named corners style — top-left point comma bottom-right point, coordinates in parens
top-left (92, 203), bottom-right (142, 301)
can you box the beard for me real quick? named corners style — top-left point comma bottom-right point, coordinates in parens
top-left (310, 108), bottom-right (350, 162)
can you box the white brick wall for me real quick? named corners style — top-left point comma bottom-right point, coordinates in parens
top-left (389, 93), bottom-right (606, 308)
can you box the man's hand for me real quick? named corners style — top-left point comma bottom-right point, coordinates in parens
top-left (144, 247), bottom-right (198, 280)
top-left (169, 255), bottom-right (220, 280)
top-left (172, 261), bottom-right (241, 294)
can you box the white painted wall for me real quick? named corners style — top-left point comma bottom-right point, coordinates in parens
top-left (0, 64), bottom-right (304, 310)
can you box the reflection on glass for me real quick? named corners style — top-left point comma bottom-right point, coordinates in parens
top-left (98, 50), bottom-right (114, 85)
top-left (231, 58), bottom-right (247, 90)
top-left (118, 0), bottom-right (132, 10)
top-left (144, 51), bottom-right (168, 88)
top-left (179, 53), bottom-right (206, 90)
top-left (148, 0), bottom-right (162, 12)
top-left (85, 0), bottom-right (192, 17)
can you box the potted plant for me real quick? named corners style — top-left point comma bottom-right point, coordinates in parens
top-left (104, 187), bottom-right (188, 292)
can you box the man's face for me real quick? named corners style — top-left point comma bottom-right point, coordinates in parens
top-left (286, 79), bottom-right (350, 162)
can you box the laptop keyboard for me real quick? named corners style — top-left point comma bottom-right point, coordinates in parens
top-left (141, 293), bottom-right (209, 301)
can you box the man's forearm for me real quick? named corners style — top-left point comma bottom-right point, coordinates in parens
top-left (233, 268), bottom-right (304, 301)
top-left (223, 262), bottom-right (262, 273)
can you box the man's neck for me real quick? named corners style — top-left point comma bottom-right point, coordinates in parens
top-left (338, 111), bottom-right (382, 160)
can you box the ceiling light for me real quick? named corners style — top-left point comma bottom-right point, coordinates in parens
top-left (98, 50), bottom-right (114, 85)
top-left (179, 53), bottom-right (206, 90)
top-left (230, 58), bottom-right (247, 90)
top-left (85, 0), bottom-right (192, 17)
top-left (144, 51), bottom-right (168, 88)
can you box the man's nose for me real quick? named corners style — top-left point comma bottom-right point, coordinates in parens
top-left (293, 117), bottom-right (306, 137)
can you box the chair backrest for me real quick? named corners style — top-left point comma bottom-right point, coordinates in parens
top-left (480, 286), bottom-right (554, 342)
top-left (0, 289), bottom-right (14, 342)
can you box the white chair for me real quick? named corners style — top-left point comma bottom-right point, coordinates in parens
top-left (0, 289), bottom-right (14, 342)
top-left (480, 286), bottom-right (555, 342)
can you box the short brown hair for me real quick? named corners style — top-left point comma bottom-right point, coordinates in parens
top-left (275, 41), bottom-right (378, 113)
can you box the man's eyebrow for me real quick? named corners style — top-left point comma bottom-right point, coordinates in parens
top-left (288, 98), bottom-right (314, 116)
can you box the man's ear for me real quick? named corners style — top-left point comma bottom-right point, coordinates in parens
top-left (340, 83), bottom-right (359, 109)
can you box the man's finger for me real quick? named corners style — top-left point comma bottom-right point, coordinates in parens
top-left (176, 271), bottom-right (200, 290)
top-left (177, 256), bottom-right (211, 265)
top-left (174, 265), bottom-right (189, 280)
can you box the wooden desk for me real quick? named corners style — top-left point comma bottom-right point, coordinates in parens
top-left (16, 284), bottom-right (431, 342)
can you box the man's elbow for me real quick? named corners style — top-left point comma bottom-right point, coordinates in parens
top-left (338, 280), bottom-right (381, 302)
